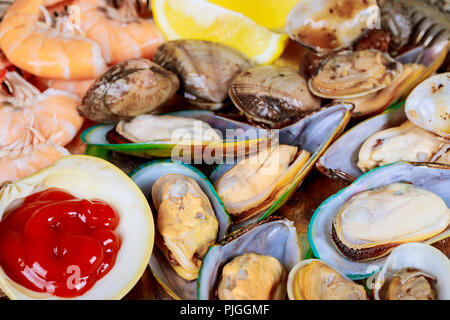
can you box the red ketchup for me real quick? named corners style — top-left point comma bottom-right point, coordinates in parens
top-left (0, 188), bottom-right (121, 298)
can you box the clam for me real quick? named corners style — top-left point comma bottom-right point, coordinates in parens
top-left (229, 65), bottom-right (321, 128)
top-left (405, 72), bottom-right (450, 138)
top-left (309, 49), bottom-right (403, 99)
top-left (197, 217), bottom-right (301, 300)
top-left (154, 40), bottom-right (254, 110)
top-left (370, 243), bottom-right (450, 300)
top-left (82, 110), bottom-right (271, 160)
top-left (78, 59), bottom-right (180, 123)
top-left (357, 120), bottom-right (448, 172)
top-left (0, 156), bottom-right (154, 299)
top-left (112, 114), bottom-right (222, 144)
top-left (130, 160), bottom-right (230, 300)
top-left (309, 161), bottom-right (450, 279)
top-left (286, 0), bottom-right (380, 54)
top-left (287, 260), bottom-right (368, 300)
top-left (210, 103), bottom-right (353, 227)
top-left (214, 144), bottom-right (311, 224)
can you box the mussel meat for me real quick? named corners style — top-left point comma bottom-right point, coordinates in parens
top-left (152, 174), bottom-right (219, 281)
top-left (332, 183), bottom-right (450, 261)
top-left (214, 144), bottom-right (310, 223)
top-left (217, 253), bottom-right (287, 300)
top-left (286, 0), bottom-right (380, 54)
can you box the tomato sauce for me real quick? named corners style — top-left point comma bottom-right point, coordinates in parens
top-left (0, 188), bottom-right (121, 298)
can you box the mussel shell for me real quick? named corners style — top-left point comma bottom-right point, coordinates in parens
top-left (211, 103), bottom-right (353, 228)
top-left (154, 40), bottom-right (253, 105)
top-left (371, 243), bottom-right (450, 300)
top-left (81, 110), bottom-right (270, 159)
top-left (78, 59), bottom-right (180, 123)
top-left (130, 160), bottom-right (230, 300)
top-left (318, 102), bottom-right (408, 182)
top-left (197, 217), bottom-right (301, 300)
top-left (229, 65), bottom-right (321, 128)
top-left (309, 161), bottom-right (450, 279)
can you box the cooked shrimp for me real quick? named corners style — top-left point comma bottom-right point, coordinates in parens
top-left (0, 0), bottom-right (107, 79)
top-left (0, 131), bottom-right (69, 183)
top-left (33, 77), bottom-right (95, 98)
top-left (0, 71), bottom-right (83, 147)
top-left (74, 0), bottom-right (164, 64)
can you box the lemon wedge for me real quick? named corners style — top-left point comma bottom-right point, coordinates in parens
top-left (208, 0), bottom-right (300, 31)
top-left (152, 0), bottom-right (288, 64)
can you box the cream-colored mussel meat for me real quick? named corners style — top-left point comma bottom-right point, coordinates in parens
top-left (214, 145), bottom-right (310, 222)
top-left (383, 269), bottom-right (437, 300)
top-left (358, 121), bottom-right (448, 172)
top-left (116, 114), bottom-right (222, 143)
top-left (289, 260), bottom-right (367, 300)
top-left (332, 183), bottom-right (450, 261)
top-left (217, 253), bottom-right (287, 300)
top-left (152, 174), bottom-right (219, 280)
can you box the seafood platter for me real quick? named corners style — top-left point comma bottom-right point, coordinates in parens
top-left (0, 0), bottom-right (448, 300)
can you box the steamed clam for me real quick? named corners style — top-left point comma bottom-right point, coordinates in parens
top-left (78, 59), bottom-right (180, 123)
top-left (309, 161), bottom-right (450, 278)
top-left (214, 144), bottom-right (310, 224)
top-left (332, 183), bottom-right (450, 261)
top-left (371, 243), bottom-right (450, 300)
top-left (286, 0), bottom-right (380, 54)
top-left (197, 217), bottom-right (301, 300)
top-left (287, 260), bottom-right (368, 300)
top-left (154, 40), bottom-right (253, 110)
top-left (131, 161), bottom-right (230, 299)
top-left (229, 65), bottom-right (321, 128)
top-left (309, 49), bottom-right (403, 99)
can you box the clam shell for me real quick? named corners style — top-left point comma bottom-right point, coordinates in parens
top-left (154, 40), bottom-right (253, 106)
top-left (229, 65), bottom-right (321, 128)
top-left (130, 160), bottom-right (230, 300)
top-left (197, 217), bottom-right (301, 300)
top-left (211, 103), bottom-right (354, 228)
top-left (371, 243), bottom-right (450, 300)
top-left (318, 102), bottom-right (449, 182)
top-left (81, 110), bottom-right (270, 160)
top-left (309, 161), bottom-right (450, 279)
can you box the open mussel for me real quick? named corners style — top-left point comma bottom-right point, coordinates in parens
top-left (78, 59), bottom-right (180, 123)
top-left (287, 260), bottom-right (368, 300)
top-left (286, 0), bottom-right (380, 55)
top-left (309, 161), bottom-right (450, 279)
top-left (229, 65), bottom-right (321, 128)
top-left (197, 217), bottom-right (301, 300)
top-left (210, 103), bottom-right (353, 227)
top-left (130, 160), bottom-right (230, 300)
top-left (154, 40), bottom-right (254, 110)
top-left (370, 243), bottom-right (450, 300)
